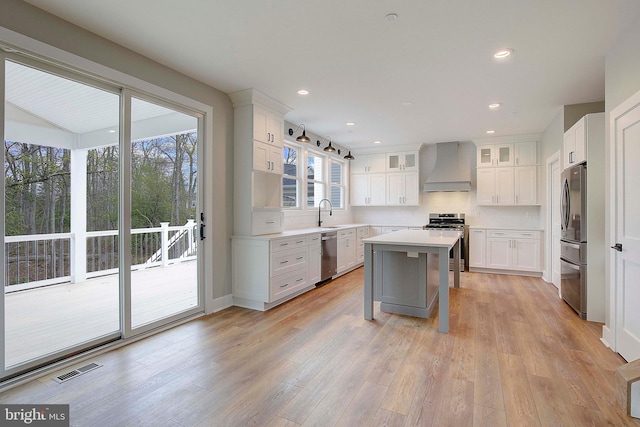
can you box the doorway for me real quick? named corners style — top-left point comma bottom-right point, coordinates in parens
top-left (546, 151), bottom-right (561, 292)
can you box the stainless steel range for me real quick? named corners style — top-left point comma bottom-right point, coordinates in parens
top-left (425, 213), bottom-right (466, 271)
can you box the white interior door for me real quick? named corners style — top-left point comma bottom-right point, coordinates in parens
top-left (552, 157), bottom-right (561, 290)
top-left (613, 93), bottom-right (640, 362)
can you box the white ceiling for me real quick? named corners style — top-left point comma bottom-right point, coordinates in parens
top-left (22, 0), bottom-right (640, 150)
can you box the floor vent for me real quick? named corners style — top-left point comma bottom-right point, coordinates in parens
top-left (53, 362), bottom-right (102, 384)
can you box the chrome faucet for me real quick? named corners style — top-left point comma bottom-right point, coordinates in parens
top-left (318, 198), bottom-right (333, 227)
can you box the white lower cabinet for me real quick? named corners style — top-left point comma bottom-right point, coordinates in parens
top-left (470, 228), bottom-right (542, 275)
top-left (337, 228), bottom-right (357, 274)
top-left (469, 229), bottom-right (486, 268)
top-left (308, 234), bottom-right (321, 285)
top-left (233, 234), bottom-right (318, 311)
top-left (356, 226), bottom-right (370, 264)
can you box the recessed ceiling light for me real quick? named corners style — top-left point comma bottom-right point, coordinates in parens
top-left (494, 48), bottom-right (513, 59)
top-left (297, 89), bottom-right (309, 95)
top-left (374, 140), bottom-right (382, 144)
top-left (486, 130), bottom-right (496, 134)
top-left (385, 13), bottom-right (398, 22)
top-left (346, 122), bottom-right (356, 126)
top-left (489, 103), bottom-right (501, 110)
top-left (108, 129), bottom-right (116, 133)
top-left (401, 101), bottom-right (413, 107)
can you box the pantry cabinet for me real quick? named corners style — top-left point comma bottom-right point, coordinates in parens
top-left (253, 106), bottom-right (283, 147)
top-left (253, 140), bottom-right (282, 174)
top-left (476, 141), bottom-right (538, 206)
top-left (230, 89), bottom-right (290, 236)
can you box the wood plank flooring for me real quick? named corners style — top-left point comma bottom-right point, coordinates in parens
top-left (2, 268), bottom-right (638, 427)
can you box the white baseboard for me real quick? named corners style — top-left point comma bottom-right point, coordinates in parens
top-left (207, 294), bottom-right (233, 314)
top-left (602, 325), bottom-right (615, 351)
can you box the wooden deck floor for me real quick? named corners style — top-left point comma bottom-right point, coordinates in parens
top-left (2, 268), bottom-right (638, 426)
top-left (5, 261), bottom-right (197, 367)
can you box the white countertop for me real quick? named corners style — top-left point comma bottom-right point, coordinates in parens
top-left (232, 223), bottom-right (369, 240)
top-left (363, 229), bottom-right (461, 248)
top-left (468, 226), bottom-right (543, 231)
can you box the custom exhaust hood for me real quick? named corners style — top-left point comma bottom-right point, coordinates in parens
top-left (423, 142), bottom-right (472, 192)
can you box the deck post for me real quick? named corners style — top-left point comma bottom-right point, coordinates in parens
top-left (160, 222), bottom-right (170, 267)
top-left (70, 149), bottom-right (88, 282)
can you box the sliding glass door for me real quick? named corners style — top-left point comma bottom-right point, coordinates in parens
top-left (1, 56), bottom-right (204, 381)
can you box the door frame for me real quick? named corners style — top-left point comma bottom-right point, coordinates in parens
top-left (0, 30), bottom-right (214, 384)
top-left (545, 150), bottom-right (561, 292)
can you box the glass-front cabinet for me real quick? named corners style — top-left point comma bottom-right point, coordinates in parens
top-left (386, 151), bottom-right (418, 172)
top-left (476, 144), bottom-right (513, 168)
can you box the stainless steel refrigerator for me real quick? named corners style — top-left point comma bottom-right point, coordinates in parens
top-left (560, 163), bottom-right (587, 319)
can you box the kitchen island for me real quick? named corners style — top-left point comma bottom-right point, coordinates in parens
top-left (363, 229), bottom-right (461, 333)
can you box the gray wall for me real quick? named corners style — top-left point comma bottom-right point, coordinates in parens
top-left (0, 0), bottom-right (235, 303)
top-left (564, 101), bottom-right (605, 132)
top-left (603, 15), bottom-right (640, 330)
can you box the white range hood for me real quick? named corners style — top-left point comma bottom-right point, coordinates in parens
top-left (423, 142), bottom-right (471, 192)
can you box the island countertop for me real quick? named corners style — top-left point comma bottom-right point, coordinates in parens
top-left (363, 229), bottom-right (462, 247)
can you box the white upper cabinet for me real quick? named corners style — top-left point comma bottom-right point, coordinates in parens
top-left (350, 173), bottom-right (386, 206)
top-left (563, 116), bottom-right (589, 170)
top-left (514, 141), bottom-right (537, 166)
top-left (386, 151), bottom-right (419, 172)
top-left (253, 106), bottom-right (283, 148)
top-left (386, 172), bottom-right (419, 206)
top-left (351, 154), bottom-right (386, 174)
top-left (476, 144), bottom-right (513, 168)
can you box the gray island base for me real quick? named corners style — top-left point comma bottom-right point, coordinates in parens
top-left (363, 230), bottom-right (461, 333)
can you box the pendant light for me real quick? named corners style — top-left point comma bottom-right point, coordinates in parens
top-left (287, 124), bottom-right (310, 143)
top-left (323, 137), bottom-right (336, 153)
top-left (344, 150), bottom-right (355, 160)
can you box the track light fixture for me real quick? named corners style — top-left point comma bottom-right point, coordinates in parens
top-left (344, 150), bottom-right (355, 160)
top-left (287, 124), bottom-right (310, 143)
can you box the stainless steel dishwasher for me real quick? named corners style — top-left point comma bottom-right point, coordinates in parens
top-left (320, 231), bottom-right (338, 283)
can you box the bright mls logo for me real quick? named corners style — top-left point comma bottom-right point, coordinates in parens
top-left (1, 405), bottom-right (69, 426)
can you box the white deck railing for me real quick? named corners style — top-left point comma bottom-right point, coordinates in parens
top-left (4, 220), bottom-right (197, 293)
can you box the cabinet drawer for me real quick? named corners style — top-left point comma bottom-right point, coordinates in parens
top-left (381, 226), bottom-right (407, 234)
top-left (338, 228), bottom-right (356, 239)
top-left (487, 230), bottom-right (540, 239)
top-left (252, 211), bottom-right (284, 235)
top-left (270, 247), bottom-right (307, 277)
top-left (356, 226), bottom-right (370, 240)
top-left (270, 235), bottom-right (308, 252)
top-left (307, 233), bottom-right (321, 246)
top-left (270, 268), bottom-right (308, 302)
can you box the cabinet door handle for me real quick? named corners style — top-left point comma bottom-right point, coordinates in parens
top-left (266, 221), bottom-right (275, 224)
top-left (280, 260), bottom-right (288, 264)
top-left (280, 283), bottom-right (289, 288)
top-left (296, 277), bottom-right (304, 282)
top-left (296, 256), bottom-right (304, 260)
top-left (516, 195), bottom-right (518, 204)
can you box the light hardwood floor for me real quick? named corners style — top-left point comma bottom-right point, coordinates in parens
top-left (2, 268), bottom-right (638, 427)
